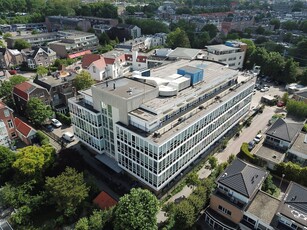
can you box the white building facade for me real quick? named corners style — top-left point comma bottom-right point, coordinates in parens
top-left (69, 60), bottom-right (255, 192)
top-left (204, 41), bottom-right (247, 69)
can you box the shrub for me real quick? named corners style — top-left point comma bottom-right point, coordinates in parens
top-left (303, 123), bottom-right (307, 132)
top-left (208, 156), bottom-right (218, 169)
top-left (36, 130), bottom-right (49, 145)
top-left (275, 162), bottom-right (307, 187)
top-left (55, 112), bottom-right (71, 126)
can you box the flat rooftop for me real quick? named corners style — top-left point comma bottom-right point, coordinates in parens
top-left (93, 77), bottom-right (157, 100)
top-left (137, 60), bottom-right (238, 116)
top-left (207, 44), bottom-right (241, 52)
top-left (246, 190), bottom-right (280, 225)
top-left (9, 32), bottom-right (58, 40)
top-left (289, 132), bottom-right (307, 156)
top-left (254, 145), bottom-right (286, 164)
top-left (35, 71), bottom-right (77, 87)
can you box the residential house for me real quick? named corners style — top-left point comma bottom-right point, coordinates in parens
top-left (45, 16), bottom-right (92, 32)
top-left (34, 70), bottom-right (77, 113)
top-left (21, 47), bottom-right (56, 69)
top-left (287, 132), bottom-right (307, 166)
top-left (87, 52), bottom-right (130, 81)
top-left (49, 30), bottom-right (99, 58)
top-left (275, 181), bottom-right (307, 230)
top-left (107, 24), bottom-right (141, 42)
top-left (0, 48), bottom-right (23, 69)
top-left (81, 54), bottom-right (101, 69)
top-left (125, 51), bottom-right (147, 71)
top-left (14, 117), bottom-right (36, 145)
top-left (204, 159), bottom-right (270, 230)
top-left (221, 15), bottom-right (255, 35)
top-left (203, 41), bottom-right (247, 69)
top-left (13, 81), bottom-right (51, 115)
top-left (6, 32), bottom-right (60, 48)
top-left (293, 89), bottom-right (307, 103)
top-left (0, 102), bottom-right (17, 147)
top-left (264, 118), bottom-right (304, 151)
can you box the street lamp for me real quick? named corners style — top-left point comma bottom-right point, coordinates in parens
top-left (279, 174), bottom-right (285, 189)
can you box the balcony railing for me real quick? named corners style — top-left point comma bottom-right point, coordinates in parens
top-left (215, 189), bottom-right (247, 210)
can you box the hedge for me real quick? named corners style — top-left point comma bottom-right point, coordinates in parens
top-left (36, 130), bottom-right (50, 146)
top-left (275, 162), bottom-right (307, 187)
top-left (240, 142), bottom-right (255, 161)
top-left (55, 112), bottom-right (71, 126)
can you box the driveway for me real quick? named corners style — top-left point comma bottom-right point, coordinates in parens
top-left (51, 124), bottom-right (78, 148)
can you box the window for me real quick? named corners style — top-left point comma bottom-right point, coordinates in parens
top-left (11, 132), bottom-right (16, 138)
top-left (93, 66), bottom-right (96, 73)
top-left (8, 120), bottom-right (14, 128)
top-left (218, 205), bottom-right (231, 216)
top-left (4, 109), bottom-right (10, 117)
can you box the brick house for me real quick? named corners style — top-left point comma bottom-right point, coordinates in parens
top-left (13, 81), bottom-right (51, 115)
top-left (0, 101), bottom-right (17, 147)
top-left (21, 47), bottom-right (56, 69)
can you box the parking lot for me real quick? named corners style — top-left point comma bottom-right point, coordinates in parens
top-left (47, 123), bottom-right (78, 148)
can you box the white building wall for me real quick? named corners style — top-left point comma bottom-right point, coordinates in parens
top-left (207, 51), bottom-right (245, 69)
top-left (0, 121), bottom-right (10, 147)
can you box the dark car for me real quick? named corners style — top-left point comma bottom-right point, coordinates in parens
top-left (45, 124), bottom-right (54, 132)
top-left (9, 70), bottom-right (17, 75)
top-left (248, 141), bottom-right (255, 151)
top-left (277, 101), bottom-right (285, 107)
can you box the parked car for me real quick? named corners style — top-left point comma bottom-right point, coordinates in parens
top-left (8, 69), bottom-right (17, 75)
top-left (45, 124), bottom-right (54, 132)
top-left (263, 84), bottom-right (270, 88)
top-left (260, 87), bottom-right (269, 92)
top-left (51, 118), bottom-right (62, 128)
top-left (277, 101), bottom-right (285, 107)
top-left (248, 141), bottom-right (255, 151)
top-left (62, 132), bottom-right (75, 142)
top-left (253, 134), bottom-right (263, 143)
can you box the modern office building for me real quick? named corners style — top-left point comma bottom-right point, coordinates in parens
top-left (68, 59), bottom-right (256, 192)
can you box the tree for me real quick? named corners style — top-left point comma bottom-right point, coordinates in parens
top-left (201, 24), bottom-right (218, 39)
top-left (36, 66), bottom-right (48, 76)
top-left (14, 39), bottom-right (31, 50)
top-left (74, 70), bottom-right (95, 91)
top-left (173, 200), bottom-right (195, 230)
top-left (255, 26), bottom-right (265, 35)
top-left (0, 40), bottom-right (5, 48)
top-left (45, 167), bottom-right (89, 217)
top-left (0, 75), bottom-right (27, 98)
top-left (98, 32), bottom-right (110, 45)
top-left (299, 69), bottom-right (307, 86)
top-left (13, 145), bottom-right (55, 177)
top-left (208, 156), bottom-right (218, 169)
top-left (166, 28), bottom-right (190, 49)
top-left (3, 32), bottom-right (12, 40)
top-left (89, 209), bottom-right (112, 230)
top-left (282, 58), bottom-right (299, 83)
top-left (261, 174), bottom-right (279, 197)
top-left (0, 146), bottom-right (16, 180)
top-left (114, 188), bottom-right (159, 230)
top-left (240, 39), bottom-right (256, 69)
top-left (26, 97), bottom-right (53, 125)
top-left (286, 99), bottom-right (307, 118)
top-left (270, 18), bottom-right (280, 30)
top-left (185, 172), bottom-right (200, 187)
top-left (282, 20), bottom-right (299, 31)
top-left (75, 217), bottom-right (89, 230)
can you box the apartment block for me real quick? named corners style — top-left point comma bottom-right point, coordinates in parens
top-left (68, 59), bottom-right (256, 192)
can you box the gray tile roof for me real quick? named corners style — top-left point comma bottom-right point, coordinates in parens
top-left (266, 118), bottom-right (304, 142)
top-left (277, 182), bottom-right (307, 227)
top-left (217, 159), bottom-right (267, 198)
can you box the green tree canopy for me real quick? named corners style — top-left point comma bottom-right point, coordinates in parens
top-left (286, 99), bottom-right (307, 118)
top-left (166, 28), bottom-right (191, 49)
top-left (0, 40), bottom-right (5, 48)
top-left (3, 32), bottom-right (12, 39)
top-left (26, 97), bottom-right (53, 125)
top-left (75, 217), bottom-right (89, 230)
top-left (36, 66), bottom-right (48, 76)
top-left (201, 24), bottom-right (218, 39)
top-left (270, 18), bottom-right (280, 30)
top-left (14, 39), bottom-right (31, 50)
top-left (125, 18), bottom-right (169, 35)
top-left (0, 146), bottom-right (16, 180)
top-left (74, 70), bottom-right (95, 91)
top-left (114, 188), bottom-right (160, 230)
top-left (45, 167), bottom-right (89, 217)
top-left (13, 145), bottom-right (55, 177)
top-left (173, 200), bottom-right (195, 230)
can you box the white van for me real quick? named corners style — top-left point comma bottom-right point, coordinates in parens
top-left (62, 132), bottom-right (75, 142)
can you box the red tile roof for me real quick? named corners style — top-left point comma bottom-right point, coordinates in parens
top-left (104, 57), bottom-right (116, 65)
top-left (13, 82), bottom-right (35, 101)
top-left (0, 101), bottom-right (7, 110)
top-left (68, 50), bottom-right (91, 59)
top-left (93, 191), bottom-right (117, 210)
top-left (125, 54), bottom-right (147, 63)
top-left (82, 54), bottom-right (101, 69)
top-left (14, 117), bottom-right (33, 137)
top-left (92, 58), bottom-right (106, 70)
